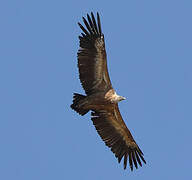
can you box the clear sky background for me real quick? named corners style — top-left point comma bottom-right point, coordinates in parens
top-left (0, 0), bottom-right (192, 179)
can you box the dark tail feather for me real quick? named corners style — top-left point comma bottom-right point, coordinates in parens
top-left (70, 93), bottom-right (89, 116)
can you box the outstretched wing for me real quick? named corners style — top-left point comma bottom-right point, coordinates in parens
top-left (91, 104), bottom-right (146, 170)
top-left (77, 12), bottom-right (112, 95)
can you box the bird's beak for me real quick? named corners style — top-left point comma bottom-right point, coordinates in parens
top-left (121, 96), bottom-right (126, 101)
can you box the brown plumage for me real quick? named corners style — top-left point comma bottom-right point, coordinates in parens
top-left (71, 12), bottom-right (146, 171)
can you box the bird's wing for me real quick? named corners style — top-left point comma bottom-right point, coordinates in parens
top-left (91, 104), bottom-right (146, 170)
top-left (77, 12), bottom-right (112, 95)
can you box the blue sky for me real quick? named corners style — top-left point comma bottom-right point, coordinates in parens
top-left (0, 0), bottom-right (192, 179)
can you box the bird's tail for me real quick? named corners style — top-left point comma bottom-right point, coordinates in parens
top-left (70, 93), bottom-right (89, 116)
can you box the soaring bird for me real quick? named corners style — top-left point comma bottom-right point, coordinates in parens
top-left (71, 12), bottom-right (146, 171)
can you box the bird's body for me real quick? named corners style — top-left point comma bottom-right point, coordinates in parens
top-left (71, 12), bottom-right (146, 171)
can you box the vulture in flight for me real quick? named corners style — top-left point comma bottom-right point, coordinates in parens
top-left (71, 12), bottom-right (146, 171)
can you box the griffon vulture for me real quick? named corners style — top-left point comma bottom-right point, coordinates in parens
top-left (71, 12), bottom-right (146, 171)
